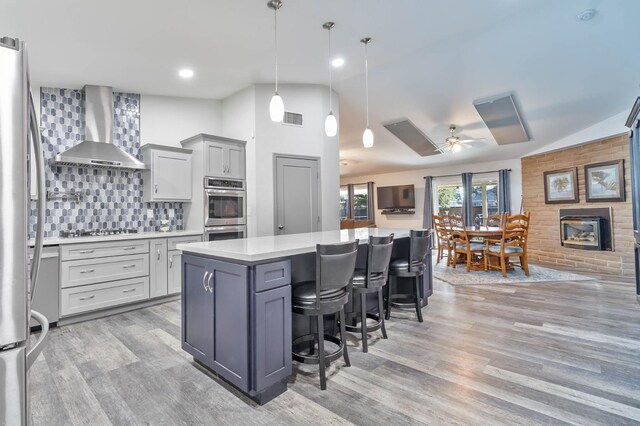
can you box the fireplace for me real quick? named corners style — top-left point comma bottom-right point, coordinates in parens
top-left (560, 216), bottom-right (606, 250)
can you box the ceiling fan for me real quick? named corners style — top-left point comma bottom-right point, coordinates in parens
top-left (437, 126), bottom-right (486, 153)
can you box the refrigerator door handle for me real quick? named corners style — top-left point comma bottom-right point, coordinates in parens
top-left (28, 89), bottom-right (46, 300)
top-left (26, 310), bottom-right (48, 370)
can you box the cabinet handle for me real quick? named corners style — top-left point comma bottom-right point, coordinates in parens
top-left (79, 249), bottom-right (94, 254)
top-left (157, 249), bottom-right (161, 260)
top-left (122, 264), bottom-right (136, 269)
top-left (202, 271), bottom-right (210, 292)
top-left (207, 272), bottom-right (214, 293)
top-left (123, 246), bottom-right (136, 251)
top-left (79, 295), bottom-right (95, 301)
top-left (155, 184), bottom-right (158, 194)
top-left (169, 257), bottom-right (173, 268)
top-left (79, 269), bottom-right (95, 274)
top-left (122, 288), bottom-right (136, 293)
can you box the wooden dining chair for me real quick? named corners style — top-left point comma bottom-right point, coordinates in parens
top-left (433, 215), bottom-right (451, 265)
top-left (484, 213), bottom-right (530, 277)
top-left (451, 227), bottom-right (485, 272)
top-left (486, 212), bottom-right (506, 228)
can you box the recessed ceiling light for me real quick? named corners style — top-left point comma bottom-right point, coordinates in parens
top-left (331, 58), bottom-right (345, 68)
top-left (178, 68), bottom-right (194, 79)
top-left (577, 9), bottom-right (597, 21)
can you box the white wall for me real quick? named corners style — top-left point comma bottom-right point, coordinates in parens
top-left (340, 159), bottom-right (522, 229)
top-left (140, 94), bottom-right (222, 147)
top-left (239, 84), bottom-right (340, 237)
top-left (222, 87), bottom-right (258, 236)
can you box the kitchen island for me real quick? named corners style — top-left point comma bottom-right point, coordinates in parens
top-left (176, 228), bottom-right (432, 404)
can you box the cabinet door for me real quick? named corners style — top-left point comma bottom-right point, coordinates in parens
top-left (204, 142), bottom-right (226, 177)
top-left (167, 250), bottom-right (182, 295)
top-left (182, 255), bottom-right (214, 364)
top-left (211, 261), bottom-right (249, 391)
top-left (152, 151), bottom-right (192, 201)
top-left (226, 145), bottom-right (245, 179)
top-left (254, 285), bottom-right (291, 392)
top-left (149, 239), bottom-right (168, 298)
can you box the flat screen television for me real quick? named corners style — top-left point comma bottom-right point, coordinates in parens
top-left (376, 185), bottom-right (416, 210)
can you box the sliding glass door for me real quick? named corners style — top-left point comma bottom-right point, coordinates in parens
top-left (471, 174), bottom-right (498, 223)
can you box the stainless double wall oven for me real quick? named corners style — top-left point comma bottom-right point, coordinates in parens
top-left (204, 177), bottom-right (246, 241)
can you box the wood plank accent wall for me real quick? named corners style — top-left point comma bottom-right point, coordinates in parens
top-left (521, 134), bottom-right (634, 276)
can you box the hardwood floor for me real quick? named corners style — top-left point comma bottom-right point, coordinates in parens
top-left (30, 270), bottom-right (640, 425)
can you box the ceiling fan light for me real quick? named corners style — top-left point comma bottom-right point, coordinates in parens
top-left (363, 127), bottom-right (374, 148)
top-left (452, 143), bottom-right (462, 153)
top-left (325, 111), bottom-right (337, 137)
top-left (269, 92), bottom-right (285, 122)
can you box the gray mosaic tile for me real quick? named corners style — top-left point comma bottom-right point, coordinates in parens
top-left (29, 87), bottom-right (184, 237)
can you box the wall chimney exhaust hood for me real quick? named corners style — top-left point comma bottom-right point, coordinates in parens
top-left (52, 85), bottom-right (145, 170)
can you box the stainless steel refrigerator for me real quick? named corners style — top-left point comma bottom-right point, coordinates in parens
top-left (0, 36), bottom-right (47, 424)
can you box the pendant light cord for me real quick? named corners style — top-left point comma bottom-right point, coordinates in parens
top-left (274, 6), bottom-right (278, 92)
top-left (328, 27), bottom-right (332, 111)
top-left (365, 41), bottom-right (369, 128)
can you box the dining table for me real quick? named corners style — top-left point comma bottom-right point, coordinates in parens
top-left (450, 226), bottom-right (506, 271)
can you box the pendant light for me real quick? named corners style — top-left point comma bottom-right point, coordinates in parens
top-left (323, 22), bottom-right (337, 137)
top-left (361, 37), bottom-right (373, 148)
top-left (268, 0), bottom-right (285, 122)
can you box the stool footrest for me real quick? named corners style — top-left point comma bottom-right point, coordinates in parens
top-left (292, 334), bottom-right (345, 365)
top-left (344, 312), bottom-right (383, 333)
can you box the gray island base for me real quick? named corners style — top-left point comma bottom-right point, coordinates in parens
top-left (177, 228), bottom-right (432, 404)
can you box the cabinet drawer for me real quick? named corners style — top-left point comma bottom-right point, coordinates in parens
top-left (254, 260), bottom-right (291, 292)
top-left (60, 240), bottom-right (149, 261)
top-left (61, 254), bottom-right (149, 288)
top-left (168, 235), bottom-right (202, 251)
top-left (61, 277), bottom-right (150, 317)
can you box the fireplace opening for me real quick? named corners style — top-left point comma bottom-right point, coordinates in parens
top-left (560, 216), bottom-right (606, 250)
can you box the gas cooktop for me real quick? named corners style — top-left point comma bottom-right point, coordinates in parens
top-left (59, 228), bottom-right (139, 239)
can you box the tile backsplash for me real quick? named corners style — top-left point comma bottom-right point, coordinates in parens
top-left (29, 87), bottom-right (184, 238)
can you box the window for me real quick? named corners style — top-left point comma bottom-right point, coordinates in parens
top-left (471, 175), bottom-right (498, 223)
top-left (339, 183), bottom-right (373, 221)
top-left (435, 183), bottom-right (463, 217)
top-left (339, 186), bottom-right (349, 220)
top-left (353, 184), bottom-right (369, 220)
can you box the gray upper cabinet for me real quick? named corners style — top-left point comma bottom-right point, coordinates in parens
top-left (141, 144), bottom-right (193, 202)
top-left (203, 139), bottom-right (245, 179)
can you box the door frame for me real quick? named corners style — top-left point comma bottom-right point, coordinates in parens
top-left (273, 154), bottom-right (322, 235)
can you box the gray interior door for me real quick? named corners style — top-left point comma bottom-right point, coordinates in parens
top-left (274, 156), bottom-right (320, 235)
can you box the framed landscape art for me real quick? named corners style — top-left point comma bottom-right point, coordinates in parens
top-left (543, 167), bottom-right (579, 204)
top-left (584, 159), bottom-right (625, 202)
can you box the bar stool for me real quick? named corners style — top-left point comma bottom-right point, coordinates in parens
top-left (385, 230), bottom-right (431, 323)
top-left (291, 240), bottom-right (359, 390)
top-left (345, 234), bottom-right (394, 353)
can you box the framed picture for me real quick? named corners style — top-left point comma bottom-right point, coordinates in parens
top-left (544, 167), bottom-right (579, 204)
top-left (584, 159), bottom-right (625, 202)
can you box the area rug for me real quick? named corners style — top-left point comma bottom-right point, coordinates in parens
top-left (433, 260), bottom-right (595, 285)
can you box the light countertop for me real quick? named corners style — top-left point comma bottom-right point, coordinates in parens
top-left (177, 228), bottom-right (412, 263)
top-left (30, 230), bottom-right (203, 247)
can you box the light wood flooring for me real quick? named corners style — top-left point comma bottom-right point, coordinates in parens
top-left (30, 270), bottom-right (640, 425)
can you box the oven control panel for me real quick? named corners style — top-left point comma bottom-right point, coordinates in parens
top-left (205, 177), bottom-right (245, 190)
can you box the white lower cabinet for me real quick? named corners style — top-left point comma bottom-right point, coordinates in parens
top-left (167, 250), bottom-right (182, 295)
top-left (59, 234), bottom-right (202, 318)
top-left (150, 239), bottom-right (169, 298)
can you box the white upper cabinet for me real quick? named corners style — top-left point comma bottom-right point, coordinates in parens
top-left (141, 144), bottom-right (193, 202)
top-left (204, 139), bottom-right (245, 179)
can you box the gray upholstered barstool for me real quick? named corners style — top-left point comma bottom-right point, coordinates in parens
top-left (385, 229), bottom-right (430, 323)
top-left (346, 234), bottom-right (394, 353)
top-left (291, 240), bottom-right (359, 390)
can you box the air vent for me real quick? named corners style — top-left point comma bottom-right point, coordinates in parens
top-left (473, 93), bottom-right (530, 145)
top-left (383, 119), bottom-right (440, 157)
top-left (283, 111), bottom-right (303, 126)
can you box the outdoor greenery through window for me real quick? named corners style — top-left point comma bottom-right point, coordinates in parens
top-left (353, 184), bottom-right (369, 220)
top-left (339, 186), bottom-right (349, 220)
top-left (434, 174), bottom-right (498, 224)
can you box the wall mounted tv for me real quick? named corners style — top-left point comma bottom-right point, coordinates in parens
top-left (377, 185), bottom-right (416, 211)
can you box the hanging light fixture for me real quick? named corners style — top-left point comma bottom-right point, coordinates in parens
top-left (323, 22), bottom-right (337, 137)
top-left (268, 0), bottom-right (285, 122)
top-left (361, 37), bottom-right (373, 148)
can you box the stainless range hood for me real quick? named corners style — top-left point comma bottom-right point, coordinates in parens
top-left (52, 85), bottom-right (145, 170)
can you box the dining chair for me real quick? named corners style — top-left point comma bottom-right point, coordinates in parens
top-left (433, 215), bottom-right (451, 265)
top-left (451, 227), bottom-right (485, 272)
top-left (484, 213), bottom-right (530, 277)
top-left (486, 212), bottom-right (506, 228)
